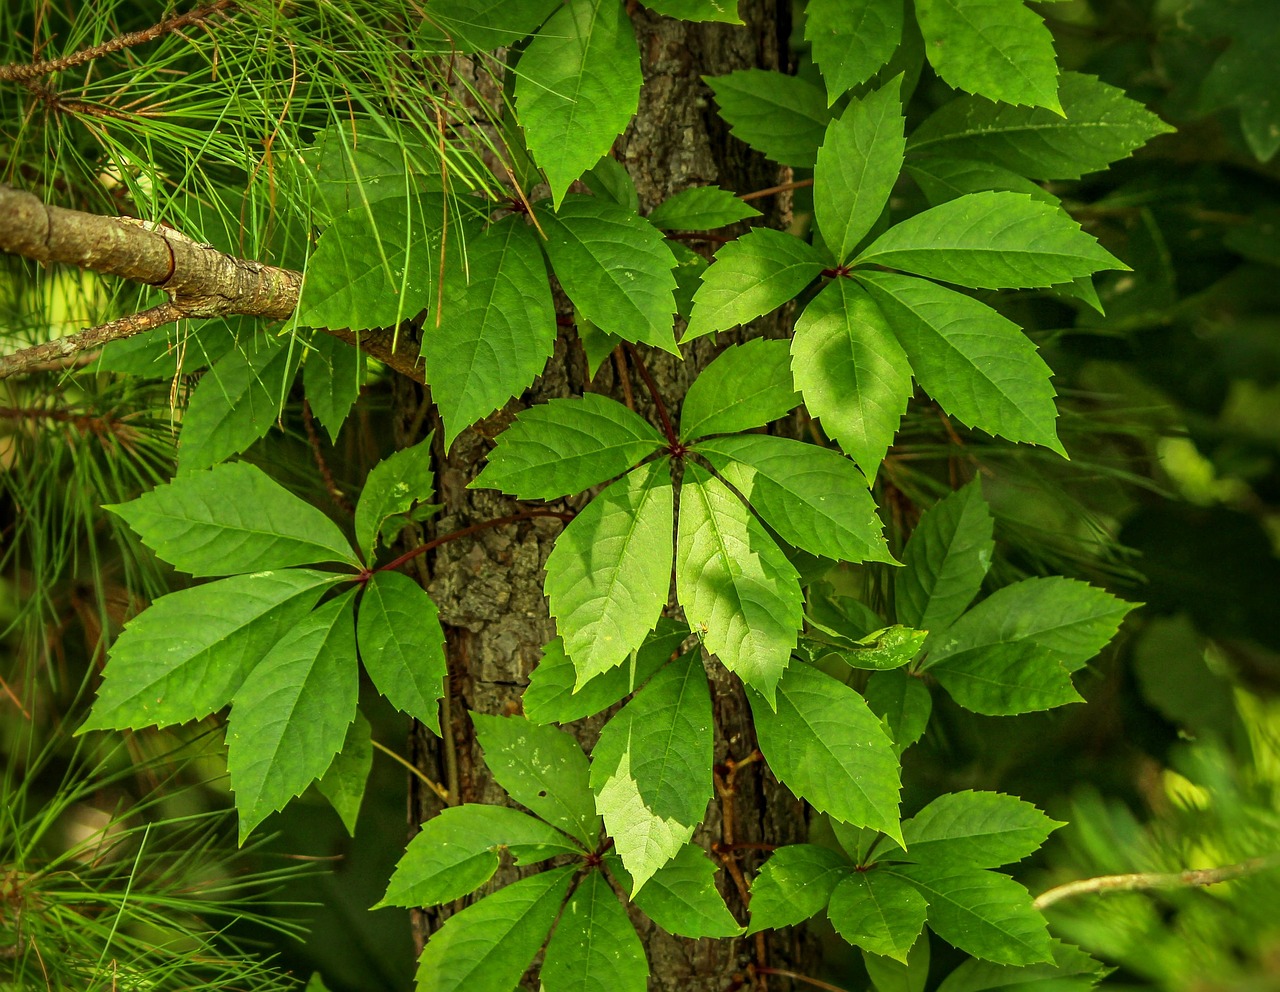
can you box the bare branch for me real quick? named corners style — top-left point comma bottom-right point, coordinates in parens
top-left (1034, 852), bottom-right (1280, 910)
top-left (0, 303), bottom-right (180, 380)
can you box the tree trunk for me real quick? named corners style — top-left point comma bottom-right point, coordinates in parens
top-left (401, 7), bottom-right (817, 989)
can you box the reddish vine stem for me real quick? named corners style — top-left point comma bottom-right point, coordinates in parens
top-left (740, 177), bottom-right (814, 203)
top-left (623, 342), bottom-right (678, 450)
top-left (301, 399), bottom-right (353, 517)
top-left (373, 508), bottom-right (574, 577)
top-left (753, 967), bottom-right (849, 992)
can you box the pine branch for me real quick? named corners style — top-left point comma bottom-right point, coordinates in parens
top-left (1034, 852), bottom-right (1280, 909)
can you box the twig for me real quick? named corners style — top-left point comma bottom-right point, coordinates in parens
top-left (371, 739), bottom-right (449, 803)
top-left (740, 178), bottom-right (813, 203)
top-left (1034, 853), bottom-right (1280, 910)
top-left (301, 399), bottom-right (354, 517)
top-left (0, 303), bottom-right (181, 379)
top-left (754, 967), bottom-right (849, 992)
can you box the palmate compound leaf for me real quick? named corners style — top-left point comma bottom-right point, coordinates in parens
top-left (913, 0), bottom-right (1061, 113)
top-left (854, 191), bottom-right (1125, 290)
top-left (828, 871), bottom-right (929, 962)
top-left (806, 0), bottom-right (905, 103)
top-left (472, 714), bottom-right (601, 849)
top-left (895, 480), bottom-right (995, 633)
top-left (516, 0), bottom-right (641, 207)
top-left (887, 864), bottom-right (1054, 966)
top-left (683, 227), bottom-right (827, 341)
top-left (704, 70), bottom-right (832, 168)
top-left (697, 434), bottom-right (895, 565)
top-left (380, 804), bottom-right (583, 909)
top-left (605, 845), bottom-right (743, 938)
top-left (750, 662), bottom-right (903, 841)
top-left (815, 76), bottom-right (907, 264)
top-left (541, 872), bottom-right (648, 992)
top-left (422, 215), bottom-right (556, 450)
top-left (675, 463), bottom-right (803, 706)
top-left (228, 590), bottom-right (359, 842)
top-left (108, 461), bottom-right (358, 577)
top-left (471, 393), bottom-right (665, 501)
top-left (357, 571), bottom-right (446, 733)
top-left (544, 459), bottom-right (673, 688)
top-left (353, 433), bottom-right (435, 561)
top-left (590, 651), bottom-right (714, 893)
top-left (647, 186), bottom-right (760, 231)
top-left (538, 196), bottom-right (679, 352)
top-left (413, 866), bottom-right (575, 992)
top-left (80, 569), bottom-right (342, 732)
top-left (900, 791), bottom-right (1063, 869)
top-left (316, 709), bottom-right (372, 835)
top-left (855, 271), bottom-right (1064, 454)
top-left (791, 278), bottom-right (913, 481)
top-left (678, 338), bottom-right (800, 441)
top-left (747, 843), bottom-right (851, 933)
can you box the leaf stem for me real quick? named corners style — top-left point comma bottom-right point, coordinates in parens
top-left (623, 343), bottom-right (679, 451)
top-left (754, 967), bottom-right (849, 992)
top-left (371, 739), bottom-right (449, 803)
top-left (375, 508), bottom-right (574, 575)
top-left (1033, 853), bottom-right (1280, 910)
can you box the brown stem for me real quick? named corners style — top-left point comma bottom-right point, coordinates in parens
top-left (0, 303), bottom-right (181, 379)
top-left (1034, 853), bottom-right (1280, 910)
top-left (302, 399), bottom-right (354, 517)
top-left (740, 178), bottom-right (813, 203)
top-left (754, 967), bottom-right (849, 992)
top-left (623, 343), bottom-right (677, 449)
top-left (376, 508), bottom-right (574, 575)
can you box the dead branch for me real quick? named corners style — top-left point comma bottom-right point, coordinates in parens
top-left (1034, 852), bottom-right (1280, 910)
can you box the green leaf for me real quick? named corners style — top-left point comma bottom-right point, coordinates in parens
top-left (679, 339), bottom-right (800, 440)
top-left (698, 434), bottom-right (894, 564)
top-left (815, 77), bottom-right (906, 263)
top-left (855, 192), bottom-right (1125, 290)
top-left (538, 196), bottom-right (679, 352)
top-left (704, 70), bottom-right (832, 168)
top-left (582, 155), bottom-right (640, 212)
top-left (900, 791), bottom-right (1063, 869)
top-left (178, 332), bottom-right (301, 471)
top-left (381, 804), bottom-right (582, 909)
top-left (648, 186), bottom-right (760, 230)
top-left (828, 871), bottom-right (929, 961)
top-left (643, 0), bottom-right (742, 22)
top-left (413, 866), bottom-right (575, 992)
top-left (576, 312), bottom-right (624, 378)
top-left (109, 462), bottom-right (358, 577)
top-left (303, 116), bottom-right (442, 221)
top-left (82, 570), bottom-right (340, 732)
top-left (683, 228), bottom-right (827, 341)
top-left (304, 333), bottom-right (364, 443)
top-left (751, 663), bottom-right (902, 839)
top-left (417, 0), bottom-right (560, 54)
top-left (669, 239), bottom-right (709, 319)
top-left (906, 158), bottom-right (1057, 207)
top-left (891, 864), bottom-right (1053, 966)
top-left (896, 480), bottom-right (994, 632)
top-left (472, 714), bottom-right (601, 848)
top-left (316, 710), bottom-right (372, 836)
top-left (747, 844), bottom-right (850, 933)
top-left (914, 0), bottom-right (1060, 112)
top-left (516, 0), bottom-right (642, 206)
top-left (354, 434), bottom-right (436, 561)
top-left (590, 651), bottom-right (714, 893)
top-left (908, 73), bottom-right (1174, 181)
top-left (864, 934), bottom-right (931, 992)
top-left (357, 571), bottom-right (447, 733)
top-left (791, 278), bottom-right (912, 480)
top-left (523, 620), bottom-right (689, 725)
top-left (296, 195), bottom-right (442, 332)
top-left (935, 939), bottom-right (1108, 992)
top-left (228, 591), bottom-right (359, 841)
top-left (471, 393), bottom-right (664, 501)
top-left (928, 643), bottom-right (1081, 716)
top-left (423, 216), bottom-right (556, 450)
top-left (545, 458), bottom-right (674, 687)
top-left (806, 0), bottom-right (905, 103)
top-left (541, 872), bottom-right (648, 992)
top-left (675, 463), bottom-right (803, 705)
top-left (606, 845), bottom-right (743, 938)
top-left (864, 668), bottom-right (932, 755)
top-left (855, 271), bottom-right (1063, 452)
top-left (1189, 0), bottom-right (1280, 162)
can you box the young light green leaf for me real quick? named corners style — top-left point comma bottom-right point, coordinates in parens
top-left (315, 709), bottom-right (372, 836)
top-left (698, 434), bottom-right (894, 564)
top-left (843, 626), bottom-right (928, 671)
top-left (828, 871), bottom-right (929, 961)
top-left (380, 804), bottom-right (582, 909)
top-left (541, 872), bottom-right (648, 992)
top-left (357, 571), bottom-right (447, 733)
top-left (855, 271), bottom-right (1063, 453)
top-left (422, 216), bottom-right (556, 449)
top-left (704, 70), bottom-right (832, 167)
top-left (228, 591), bottom-right (359, 841)
top-left (935, 938), bottom-right (1107, 992)
top-left (643, 0), bottom-right (742, 22)
top-left (900, 791), bottom-right (1063, 869)
top-left (914, 0), bottom-right (1060, 112)
top-left (648, 186), bottom-right (760, 231)
top-left (683, 228), bottom-right (827, 341)
top-left (806, 0), bottom-right (905, 103)
top-left (304, 333), bottom-right (364, 443)
top-left (864, 668), bottom-right (932, 755)
top-left (108, 462), bottom-right (358, 577)
top-left (675, 463), bottom-right (803, 705)
top-left (815, 77), bottom-right (906, 263)
top-left (472, 714), bottom-right (601, 848)
top-left (791, 278), bottom-right (913, 480)
top-left (908, 73), bottom-right (1175, 181)
top-left (471, 393), bottom-right (665, 501)
top-left (747, 844), bottom-right (850, 933)
top-left (606, 845), bottom-right (743, 938)
top-left (751, 663), bottom-right (902, 841)
top-left (590, 651), bottom-right (714, 893)
top-left (354, 434), bottom-right (435, 560)
top-left (413, 866), bottom-right (575, 992)
top-left (679, 338), bottom-right (800, 440)
top-left (417, 0), bottom-right (559, 53)
top-left (896, 480), bottom-right (994, 632)
top-left (516, 0), bottom-right (641, 206)
top-left (906, 157), bottom-right (1057, 207)
top-left (537, 196), bottom-right (679, 352)
top-left (81, 570), bottom-right (341, 732)
top-left (890, 864), bottom-right (1054, 966)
